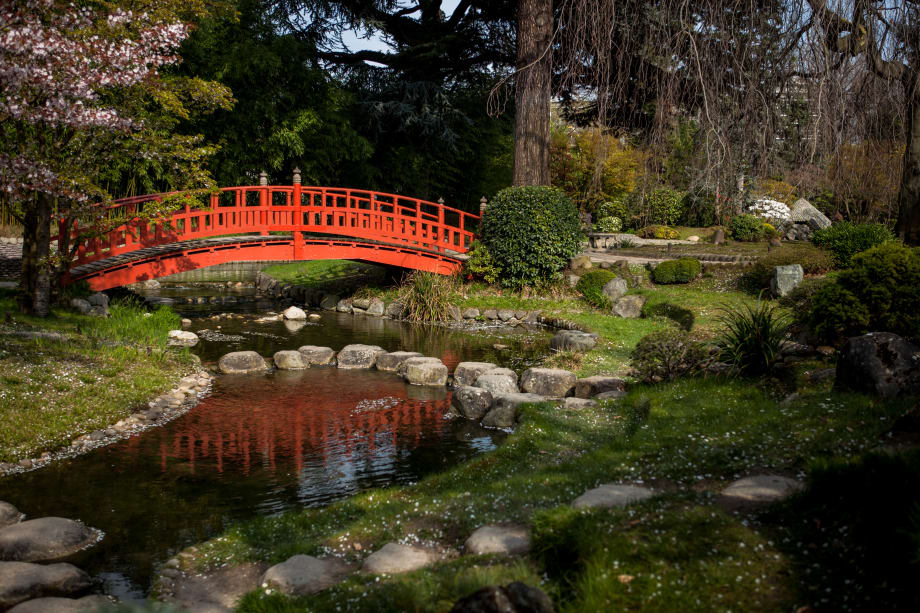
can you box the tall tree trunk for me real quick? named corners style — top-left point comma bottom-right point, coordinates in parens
top-left (896, 88), bottom-right (920, 245)
top-left (19, 194), bottom-right (52, 317)
top-left (512, 0), bottom-right (552, 186)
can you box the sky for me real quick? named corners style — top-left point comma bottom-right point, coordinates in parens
top-left (339, 0), bottom-right (464, 58)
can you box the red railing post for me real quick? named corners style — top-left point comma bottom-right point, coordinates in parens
top-left (258, 171), bottom-right (269, 236)
top-left (292, 168), bottom-right (303, 259)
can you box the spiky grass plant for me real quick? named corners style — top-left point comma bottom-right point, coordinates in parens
top-left (396, 271), bottom-right (460, 323)
top-left (717, 297), bottom-right (790, 375)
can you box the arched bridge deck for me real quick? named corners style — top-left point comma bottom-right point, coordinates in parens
top-left (57, 186), bottom-right (479, 290)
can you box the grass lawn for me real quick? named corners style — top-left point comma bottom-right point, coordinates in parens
top-left (262, 260), bottom-right (388, 293)
top-left (0, 291), bottom-right (194, 463)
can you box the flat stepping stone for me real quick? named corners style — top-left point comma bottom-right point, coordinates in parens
top-left (562, 397), bottom-right (597, 410)
top-left (573, 484), bottom-right (654, 509)
top-left (465, 525), bottom-right (531, 556)
top-left (261, 554), bottom-right (351, 596)
top-left (336, 344), bottom-right (386, 369)
top-left (453, 362), bottom-right (498, 387)
top-left (0, 561), bottom-right (92, 609)
top-left (376, 351), bottom-right (423, 372)
top-left (297, 345), bottom-right (335, 365)
top-left (217, 351), bottom-right (268, 375)
top-left (362, 542), bottom-right (434, 574)
top-left (0, 501), bottom-right (23, 528)
top-left (8, 595), bottom-right (115, 613)
top-left (0, 518), bottom-right (101, 563)
top-left (164, 562), bottom-right (267, 613)
top-left (520, 368), bottom-right (576, 397)
top-left (721, 475), bottom-right (803, 502)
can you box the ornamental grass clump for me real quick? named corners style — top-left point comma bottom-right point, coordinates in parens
top-left (396, 271), bottom-right (459, 323)
top-left (717, 299), bottom-right (791, 375)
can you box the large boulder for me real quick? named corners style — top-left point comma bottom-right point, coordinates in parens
top-left (602, 278), bottom-right (628, 303)
top-left (519, 368), bottom-right (576, 397)
top-left (298, 345), bottom-right (336, 365)
top-left (336, 344), bottom-right (386, 369)
top-left (835, 332), bottom-right (920, 397)
top-left (404, 358), bottom-right (448, 386)
top-left (453, 362), bottom-right (498, 387)
top-left (611, 294), bottom-right (646, 318)
top-left (0, 502), bottom-right (23, 529)
top-left (474, 374), bottom-right (519, 396)
top-left (261, 554), bottom-right (350, 596)
top-left (366, 298), bottom-right (386, 317)
top-left (790, 198), bottom-right (831, 232)
top-left (484, 367), bottom-right (518, 385)
top-left (0, 562), bottom-right (92, 609)
top-left (69, 298), bottom-right (91, 315)
top-left (574, 376), bottom-right (625, 399)
top-left (549, 330), bottom-right (597, 353)
top-left (448, 582), bottom-right (554, 613)
top-left (770, 264), bottom-right (803, 297)
top-left (481, 393), bottom-right (544, 428)
top-left (8, 595), bottom-right (114, 613)
top-left (167, 330), bottom-right (199, 347)
top-left (218, 351), bottom-right (268, 375)
top-left (319, 294), bottom-right (339, 311)
top-left (87, 292), bottom-right (108, 309)
top-left (375, 351), bottom-right (423, 373)
top-left (0, 518), bottom-right (101, 563)
top-left (273, 350), bottom-right (307, 370)
top-left (451, 386), bottom-right (493, 420)
top-left (362, 543), bottom-right (433, 574)
top-left (282, 306), bottom-right (307, 320)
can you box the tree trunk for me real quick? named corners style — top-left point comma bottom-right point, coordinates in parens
top-left (19, 194), bottom-right (52, 317)
top-left (896, 89), bottom-right (920, 245)
top-left (512, 0), bottom-right (552, 186)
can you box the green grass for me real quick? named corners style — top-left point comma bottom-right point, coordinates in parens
top-left (263, 260), bottom-right (387, 292)
top-left (180, 377), bottom-right (912, 612)
top-left (0, 292), bottom-right (194, 462)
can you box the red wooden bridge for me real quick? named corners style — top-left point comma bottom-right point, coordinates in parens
top-left (58, 184), bottom-right (480, 290)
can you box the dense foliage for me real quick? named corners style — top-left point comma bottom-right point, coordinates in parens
top-left (595, 216), bottom-right (623, 233)
top-left (630, 329), bottom-right (709, 382)
top-left (463, 241), bottom-right (499, 285)
top-left (652, 258), bottom-right (702, 284)
top-left (812, 221), bottom-right (896, 268)
top-left (575, 269), bottom-right (618, 309)
top-left (806, 243), bottom-right (920, 343)
top-left (481, 186), bottom-right (582, 288)
top-left (728, 214), bottom-right (766, 242)
top-left (740, 248), bottom-right (835, 293)
top-left (396, 271), bottom-right (459, 323)
top-left (637, 225), bottom-right (680, 239)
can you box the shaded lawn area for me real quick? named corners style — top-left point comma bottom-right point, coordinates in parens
top-left (182, 377), bottom-right (913, 612)
top-left (262, 260), bottom-right (388, 292)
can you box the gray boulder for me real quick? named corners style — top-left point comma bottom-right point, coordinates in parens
top-left (574, 376), bottom-right (625, 399)
top-left (362, 543), bottom-right (433, 574)
top-left (282, 306), bottom-right (307, 320)
top-left (366, 298), bottom-right (385, 317)
top-left (397, 356), bottom-right (441, 377)
top-left (87, 292), bottom-right (108, 308)
top-left (519, 368), bottom-right (576, 397)
top-left (483, 309), bottom-right (499, 320)
top-left (451, 386), bottom-right (493, 420)
top-left (482, 393), bottom-right (544, 428)
top-left (336, 344), bottom-right (386, 369)
top-left (836, 332), bottom-right (920, 397)
top-left (790, 198), bottom-right (832, 231)
top-left (563, 397), bottom-right (597, 409)
top-left (404, 358), bottom-right (448, 386)
top-left (261, 554), bottom-right (351, 596)
top-left (352, 297), bottom-right (371, 310)
top-left (611, 294), bottom-right (646, 318)
top-left (298, 345), bottom-right (336, 366)
top-left (376, 351), bottom-right (423, 372)
top-left (721, 475), bottom-right (803, 502)
top-left (461, 307), bottom-right (480, 319)
top-left (319, 294), bottom-right (339, 311)
top-left (273, 350), bottom-right (307, 370)
top-left (69, 298), bottom-right (91, 315)
top-left (465, 525), bottom-right (531, 556)
top-left (602, 278), bottom-right (628, 303)
top-left (497, 309), bottom-right (515, 322)
top-left (0, 502), bottom-right (23, 529)
top-left (484, 367), bottom-right (518, 384)
top-left (453, 362), bottom-right (498, 387)
top-left (448, 582), bottom-right (554, 613)
top-left (770, 264), bottom-right (803, 297)
top-left (167, 330), bottom-right (199, 347)
top-left (335, 299), bottom-right (352, 314)
top-left (474, 374), bottom-right (518, 396)
top-left (573, 484), bottom-right (654, 509)
top-left (550, 330), bottom-right (597, 353)
top-left (0, 562), bottom-right (92, 609)
top-left (0, 518), bottom-right (101, 563)
top-left (448, 305), bottom-right (463, 321)
top-left (218, 351), bottom-right (268, 375)
top-left (8, 595), bottom-right (113, 613)
top-left (385, 301), bottom-right (405, 319)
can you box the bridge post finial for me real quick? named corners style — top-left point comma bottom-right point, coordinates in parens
top-left (480, 196), bottom-right (487, 216)
top-left (259, 170), bottom-right (268, 186)
top-left (293, 167), bottom-right (301, 185)
top-left (437, 197), bottom-right (444, 205)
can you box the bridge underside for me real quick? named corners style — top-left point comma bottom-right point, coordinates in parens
top-left (69, 235), bottom-right (466, 291)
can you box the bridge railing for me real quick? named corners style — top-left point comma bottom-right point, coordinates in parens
top-left (57, 186), bottom-right (480, 268)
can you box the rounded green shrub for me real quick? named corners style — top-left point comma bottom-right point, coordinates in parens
top-left (652, 258), bottom-right (702, 284)
top-left (812, 221), bottom-right (896, 268)
top-left (481, 186), bottom-right (582, 288)
top-left (631, 329), bottom-right (709, 382)
top-left (637, 225), bottom-right (680, 240)
top-left (806, 242), bottom-right (920, 344)
top-left (575, 269), bottom-right (618, 309)
top-left (595, 216), bottom-right (622, 233)
top-left (729, 214), bottom-right (766, 241)
top-left (647, 188), bottom-right (687, 226)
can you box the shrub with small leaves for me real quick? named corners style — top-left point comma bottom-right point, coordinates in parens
top-left (717, 299), bottom-right (791, 375)
top-left (652, 258), bottom-right (702, 284)
top-left (575, 269), bottom-right (618, 309)
top-left (740, 248), bottom-right (835, 293)
top-left (630, 329), bottom-right (709, 382)
top-left (646, 188), bottom-right (687, 226)
top-left (637, 225), bottom-right (680, 239)
top-left (729, 214), bottom-right (766, 242)
top-left (594, 216), bottom-right (623, 233)
top-left (464, 240), bottom-right (500, 284)
top-left (811, 221), bottom-right (896, 267)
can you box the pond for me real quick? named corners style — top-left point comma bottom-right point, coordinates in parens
top-left (0, 280), bottom-right (551, 600)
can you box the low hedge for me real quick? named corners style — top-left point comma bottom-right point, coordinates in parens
top-left (652, 258), bottom-right (702, 284)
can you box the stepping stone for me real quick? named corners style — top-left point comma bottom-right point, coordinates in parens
top-left (336, 344), bottom-right (386, 369)
top-left (520, 368), bottom-right (576, 397)
top-left (165, 562), bottom-right (266, 613)
top-left (562, 397), bottom-right (597, 410)
top-left (8, 595), bottom-right (114, 613)
top-left (403, 358), bottom-right (448, 386)
top-left (217, 351), bottom-right (268, 375)
top-left (273, 350), bottom-right (307, 370)
top-left (297, 345), bottom-right (335, 365)
top-left (481, 393), bottom-right (545, 429)
top-left (465, 525), bottom-right (531, 556)
top-left (282, 306), bottom-right (306, 320)
top-left (452, 362), bottom-right (498, 387)
top-left (362, 543), bottom-right (433, 574)
top-left (474, 374), bottom-right (518, 395)
top-left (451, 386), bottom-right (493, 420)
top-left (0, 562), bottom-right (92, 609)
top-left (0, 518), bottom-right (101, 563)
top-left (574, 376), bottom-right (625, 399)
top-left (261, 554), bottom-right (351, 596)
top-left (0, 501), bottom-right (23, 528)
top-left (376, 351), bottom-right (423, 372)
top-left (720, 475), bottom-right (803, 502)
top-left (572, 484), bottom-right (654, 509)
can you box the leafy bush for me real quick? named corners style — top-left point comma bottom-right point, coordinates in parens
top-left (481, 186), bottom-right (582, 288)
top-left (811, 221), bottom-right (896, 267)
top-left (575, 269), bottom-right (618, 309)
top-left (630, 329), bottom-right (709, 382)
top-left (595, 199), bottom-right (627, 221)
top-left (636, 225), bottom-right (680, 240)
top-left (805, 242), bottom-right (920, 343)
top-left (396, 271), bottom-right (459, 322)
top-left (740, 248), bottom-right (835, 293)
top-left (651, 258), bottom-right (702, 284)
top-left (463, 240), bottom-right (499, 284)
top-left (755, 178), bottom-right (798, 204)
top-left (728, 214), bottom-right (766, 241)
top-left (681, 186), bottom-right (718, 227)
top-left (594, 216), bottom-right (622, 233)
top-left (646, 188), bottom-right (686, 226)
top-left (717, 299), bottom-right (790, 374)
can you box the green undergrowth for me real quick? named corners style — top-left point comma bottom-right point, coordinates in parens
top-left (0, 291), bottom-right (193, 462)
top-left (185, 378), bottom-right (912, 612)
top-left (262, 260), bottom-right (387, 292)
